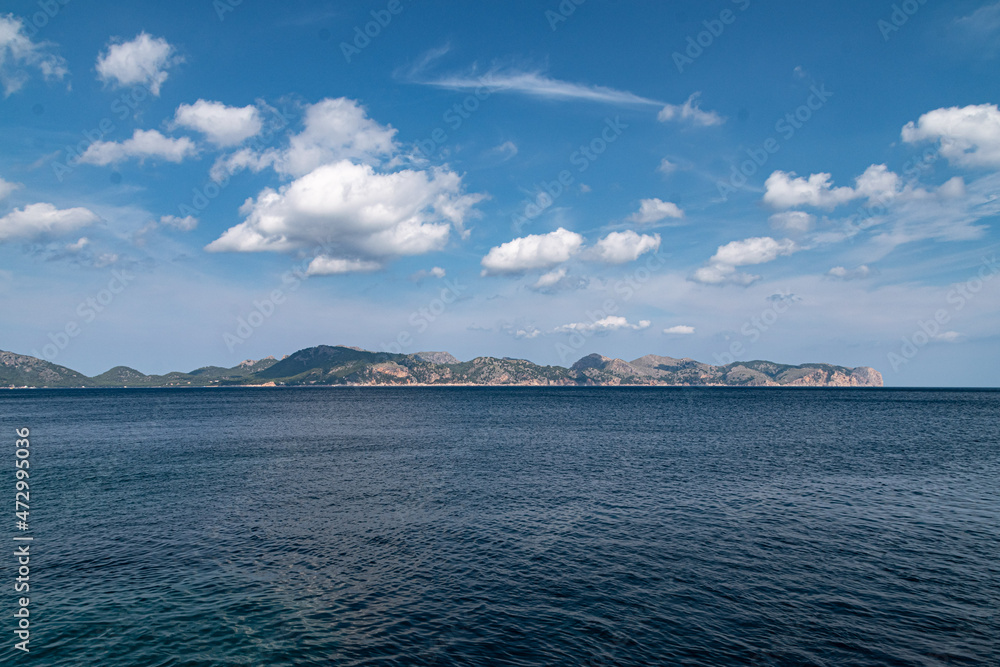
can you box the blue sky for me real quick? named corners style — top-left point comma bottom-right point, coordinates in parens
top-left (2, 0), bottom-right (1000, 386)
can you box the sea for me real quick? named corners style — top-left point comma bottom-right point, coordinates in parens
top-left (1, 387), bottom-right (998, 666)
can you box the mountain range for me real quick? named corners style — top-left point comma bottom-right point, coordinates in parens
top-left (0, 346), bottom-right (883, 388)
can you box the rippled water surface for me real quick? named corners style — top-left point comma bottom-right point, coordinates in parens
top-left (2, 387), bottom-right (998, 665)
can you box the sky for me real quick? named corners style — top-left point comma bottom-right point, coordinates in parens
top-left (1, 0), bottom-right (999, 386)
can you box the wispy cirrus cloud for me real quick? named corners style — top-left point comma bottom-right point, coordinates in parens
top-left (410, 61), bottom-right (662, 107)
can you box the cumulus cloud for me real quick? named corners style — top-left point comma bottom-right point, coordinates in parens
top-left (854, 164), bottom-right (902, 200)
top-left (554, 316), bottom-right (650, 333)
top-left (692, 236), bottom-right (797, 286)
top-left (212, 98), bottom-right (398, 180)
top-left (0, 14), bottom-right (68, 96)
top-left (203, 97), bottom-right (486, 273)
top-left (0, 176), bottom-right (21, 201)
top-left (276, 98), bottom-right (396, 177)
top-left (207, 160), bottom-right (484, 270)
top-left (763, 170), bottom-right (860, 209)
top-left (590, 230), bottom-right (661, 264)
top-left (710, 236), bottom-right (797, 266)
top-left (481, 228), bottom-right (584, 275)
top-left (763, 164), bottom-right (904, 211)
top-left (96, 32), bottom-right (181, 96)
top-left (410, 266), bottom-right (446, 281)
top-left (77, 129), bottom-right (197, 165)
top-left (663, 325), bottom-right (695, 335)
top-left (658, 93), bottom-right (724, 126)
top-left (532, 267), bottom-right (567, 290)
top-left (0, 203), bottom-right (99, 242)
top-left (901, 103), bottom-right (1000, 167)
top-left (627, 198), bottom-right (684, 224)
top-left (769, 210), bottom-right (815, 234)
top-left (173, 100), bottom-right (262, 147)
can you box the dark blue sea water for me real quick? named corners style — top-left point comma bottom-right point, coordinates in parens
top-left (1, 387), bottom-right (998, 666)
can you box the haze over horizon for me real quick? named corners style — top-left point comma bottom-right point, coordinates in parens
top-left (2, 0), bottom-right (999, 386)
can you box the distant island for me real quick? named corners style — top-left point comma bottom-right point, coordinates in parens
top-left (0, 346), bottom-right (883, 388)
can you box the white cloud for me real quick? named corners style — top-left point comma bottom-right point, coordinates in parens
top-left (827, 265), bottom-right (873, 280)
top-left (663, 325), bottom-right (695, 335)
top-left (627, 198), bottom-right (684, 224)
top-left (763, 170), bottom-right (860, 209)
top-left (481, 228), bottom-right (584, 275)
top-left (554, 316), bottom-right (650, 333)
top-left (0, 203), bottom-right (99, 242)
top-left (421, 68), bottom-right (662, 106)
top-left (66, 237), bottom-right (89, 251)
top-left (96, 32), bottom-right (181, 96)
top-left (710, 236), bottom-right (797, 266)
top-left (532, 267), bottom-right (567, 289)
top-left (854, 164), bottom-right (901, 200)
top-left (513, 326), bottom-right (542, 339)
top-left (173, 100), bottom-right (262, 147)
top-left (306, 257), bottom-right (382, 276)
top-left (94, 253), bottom-right (119, 268)
top-left (692, 236), bottom-right (797, 286)
top-left (0, 176), bottom-right (21, 201)
top-left (937, 176), bottom-right (966, 199)
top-left (159, 215), bottom-right (198, 231)
top-left (657, 93), bottom-right (724, 126)
top-left (209, 148), bottom-right (272, 182)
top-left (657, 158), bottom-right (677, 175)
top-left (591, 230), bottom-right (661, 264)
top-left (207, 160), bottom-right (484, 270)
top-left (901, 103), bottom-right (1000, 167)
top-left (769, 210), bottom-right (815, 234)
top-left (933, 331), bottom-right (963, 342)
top-left (214, 98), bottom-right (398, 180)
top-left (0, 15), bottom-right (68, 96)
top-left (488, 140), bottom-right (518, 160)
top-left (78, 129), bottom-right (197, 165)
top-left (410, 266), bottom-right (447, 281)
top-left (277, 98), bottom-right (397, 177)
top-left (691, 264), bottom-right (760, 286)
